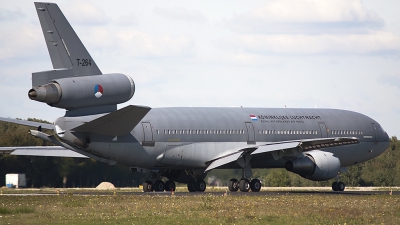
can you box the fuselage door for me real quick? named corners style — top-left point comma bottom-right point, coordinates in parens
top-left (245, 122), bottom-right (256, 144)
top-left (141, 122), bottom-right (155, 147)
top-left (318, 122), bottom-right (328, 138)
top-left (372, 123), bottom-right (379, 143)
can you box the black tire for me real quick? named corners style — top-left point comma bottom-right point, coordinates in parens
top-left (143, 180), bottom-right (153, 192)
top-left (239, 179), bottom-right (250, 192)
top-left (332, 182), bottom-right (338, 191)
top-left (187, 180), bottom-right (196, 192)
top-left (228, 178), bottom-right (239, 192)
top-left (250, 179), bottom-right (261, 192)
top-left (154, 180), bottom-right (164, 192)
top-left (164, 180), bottom-right (176, 192)
top-left (337, 182), bottom-right (345, 191)
top-left (194, 179), bottom-right (206, 192)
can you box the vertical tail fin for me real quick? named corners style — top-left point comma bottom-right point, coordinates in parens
top-left (35, 2), bottom-right (102, 75)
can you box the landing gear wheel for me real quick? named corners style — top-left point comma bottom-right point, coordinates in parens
top-left (337, 182), bottom-right (345, 192)
top-left (164, 180), bottom-right (176, 192)
top-left (332, 181), bottom-right (338, 191)
top-left (250, 179), bottom-right (261, 192)
top-left (239, 179), bottom-right (250, 192)
top-left (187, 180), bottom-right (196, 192)
top-left (143, 180), bottom-right (153, 192)
top-left (194, 179), bottom-right (206, 192)
top-left (153, 180), bottom-right (165, 192)
top-left (228, 178), bottom-right (239, 192)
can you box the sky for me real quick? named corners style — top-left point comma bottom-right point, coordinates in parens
top-left (0, 0), bottom-right (399, 136)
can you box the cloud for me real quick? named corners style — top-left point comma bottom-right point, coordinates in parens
top-left (62, 0), bottom-right (107, 26)
top-left (83, 27), bottom-right (195, 59)
top-left (116, 30), bottom-right (195, 58)
top-left (225, 0), bottom-right (383, 34)
top-left (0, 7), bottom-right (24, 21)
top-left (219, 31), bottom-right (400, 55)
top-left (379, 74), bottom-right (400, 90)
top-left (0, 25), bottom-right (43, 60)
top-left (154, 6), bottom-right (207, 23)
top-left (114, 13), bottom-right (139, 26)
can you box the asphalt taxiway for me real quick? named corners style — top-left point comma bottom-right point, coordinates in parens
top-left (1, 190), bottom-right (399, 196)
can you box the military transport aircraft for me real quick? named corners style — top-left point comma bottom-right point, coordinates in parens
top-left (0, 2), bottom-right (390, 192)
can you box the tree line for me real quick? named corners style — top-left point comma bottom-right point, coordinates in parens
top-left (1, 119), bottom-right (399, 187)
top-left (0, 120), bottom-right (148, 187)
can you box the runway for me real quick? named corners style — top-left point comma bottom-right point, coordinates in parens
top-left (2, 189), bottom-right (399, 196)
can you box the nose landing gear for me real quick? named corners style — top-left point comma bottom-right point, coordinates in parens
top-left (332, 181), bottom-right (345, 191)
top-left (332, 170), bottom-right (347, 192)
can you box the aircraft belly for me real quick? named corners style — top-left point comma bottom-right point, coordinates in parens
top-left (158, 142), bottom-right (251, 168)
top-left (85, 140), bottom-right (152, 168)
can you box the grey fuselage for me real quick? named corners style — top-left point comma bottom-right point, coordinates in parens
top-left (58, 107), bottom-right (390, 171)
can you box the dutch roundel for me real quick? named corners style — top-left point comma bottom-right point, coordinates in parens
top-left (94, 84), bottom-right (103, 98)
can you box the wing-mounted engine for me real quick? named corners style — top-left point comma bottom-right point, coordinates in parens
top-left (28, 72), bottom-right (135, 109)
top-left (285, 150), bottom-right (340, 181)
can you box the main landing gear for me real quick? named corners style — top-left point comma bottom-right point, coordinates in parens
top-left (142, 179), bottom-right (176, 192)
top-left (228, 178), bottom-right (261, 192)
top-left (187, 179), bottom-right (206, 192)
top-left (226, 154), bottom-right (261, 192)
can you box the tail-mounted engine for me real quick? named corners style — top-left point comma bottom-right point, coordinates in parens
top-left (28, 72), bottom-right (134, 109)
top-left (285, 150), bottom-right (340, 181)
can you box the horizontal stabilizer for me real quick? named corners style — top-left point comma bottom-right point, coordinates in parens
top-left (0, 117), bottom-right (53, 130)
top-left (72, 105), bottom-right (151, 136)
top-left (0, 146), bottom-right (87, 158)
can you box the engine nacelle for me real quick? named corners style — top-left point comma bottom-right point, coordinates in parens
top-left (285, 150), bottom-right (340, 181)
top-left (28, 73), bottom-right (134, 109)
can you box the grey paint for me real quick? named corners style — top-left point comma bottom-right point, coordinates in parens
top-left (35, 2), bottom-right (102, 75)
top-left (43, 107), bottom-right (388, 171)
top-left (30, 73), bottom-right (135, 109)
top-left (0, 3), bottom-right (391, 184)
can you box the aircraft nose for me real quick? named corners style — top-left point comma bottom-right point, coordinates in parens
top-left (380, 126), bottom-right (390, 142)
top-left (383, 131), bottom-right (389, 141)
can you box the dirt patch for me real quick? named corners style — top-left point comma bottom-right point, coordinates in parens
top-left (96, 182), bottom-right (115, 189)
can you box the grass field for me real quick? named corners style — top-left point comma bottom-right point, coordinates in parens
top-left (1, 190), bottom-right (400, 224)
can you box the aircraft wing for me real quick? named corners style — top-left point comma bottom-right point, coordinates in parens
top-left (0, 117), bottom-right (53, 130)
top-left (0, 146), bottom-right (88, 158)
top-left (205, 137), bottom-right (359, 172)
